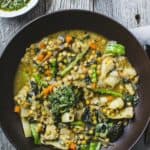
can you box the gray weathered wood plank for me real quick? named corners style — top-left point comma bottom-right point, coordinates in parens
top-left (0, 1), bottom-right (46, 56)
top-left (94, 0), bottom-right (150, 28)
top-left (46, 0), bottom-right (93, 13)
top-left (0, 128), bottom-right (15, 150)
top-left (112, 0), bottom-right (143, 28)
top-left (94, 0), bottom-right (113, 17)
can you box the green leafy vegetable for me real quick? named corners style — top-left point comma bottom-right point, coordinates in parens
top-left (30, 124), bottom-right (41, 145)
top-left (105, 42), bottom-right (125, 56)
top-left (93, 89), bottom-right (123, 97)
top-left (107, 122), bottom-right (124, 142)
top-left (49, 86), bottom-right (82, 117)
top-left (60, 47), bottom-right (89, 76)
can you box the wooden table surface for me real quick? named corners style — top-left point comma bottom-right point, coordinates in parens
top-left (0, 0), bottom-right (150, 149)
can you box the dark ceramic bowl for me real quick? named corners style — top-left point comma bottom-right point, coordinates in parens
top-left (0, 10), bottom-right (150, 150)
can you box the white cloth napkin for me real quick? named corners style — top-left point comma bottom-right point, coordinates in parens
top-left (130, 25), bottom-right (150, 46)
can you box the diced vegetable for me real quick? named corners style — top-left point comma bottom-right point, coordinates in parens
top-left (39, 42), bottom-right (46, 49)
top-left (105, 42), bottom-right (126, 56)
top-left (93, 89), bottom-right (123, 97)
top-left (96, 142), bottom-right (102, 150)
top-left (71, 121), bottom-right (85, 127)
top-left (60, 47), bottom-right (89, 76)
top-left (21, 108), bottom-right (29, 117)
top-left (42, 84), bottom-right (55, 96)
top-left (69, 142), bottom-right (77, 150)
top-left (80, 144), bottom-right (89, 150)
top-left (61, 112), bottom-right (74, 123)
top-left (89, 142), bottom-right (97, 150)
top-left (91, 65), bottom-right (97, 83)
top-left (66, 35), bottom-right (73, 43)
top-left (44, 52), bottom-right (52, 61)
top-left (14, 105), bottom-right (21, 113)
top-left (108, 107), bottom-right (134, 119)
top-left (89, 42), bottom-right (97, 50)
top-left (50, 58), bottom-right (57, 78)
top-left (108, 98), bottom-right (124, 110)
top-left (43, 141), bottom-right (67, 150)
top-left (37, 53), bottom-right (45, 62)
top-left (100, 56), bottom-right (115, 79)
top-left (91, 83), bottom-right (97, 89)
top-left (21, 118), bottom-right (32, 138)
top-left (30, 124), bottom-right (41, 144)
top-left (34, 74), bottom-right (47, 87)
top-left (89, 142), bottom-right (102, 150)
top-left (58, 35), bottom-right (65, 43)
top-left (107, 96), bottom-right (113, 102)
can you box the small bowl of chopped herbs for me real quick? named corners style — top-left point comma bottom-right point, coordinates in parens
top-left (0, 0), bottom-right (39, 18)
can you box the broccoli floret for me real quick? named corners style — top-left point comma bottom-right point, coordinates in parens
top-left (107, 123), bottom-right (124, 142)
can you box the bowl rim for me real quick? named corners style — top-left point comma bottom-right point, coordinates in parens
top-left (0, 0), bottom-right (39, 18)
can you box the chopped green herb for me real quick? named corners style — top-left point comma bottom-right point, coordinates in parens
top-left (49, 86), bottom-right (82, 117)
top-left (0, 0), bottom-right (30, 11)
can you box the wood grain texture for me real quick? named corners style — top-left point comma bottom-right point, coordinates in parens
top-left (0, 128), bottom-right (15, 150)
top-left (94, 0), bottom-right (113, 17)
top-left (45, 0), bottom-right (93, 13)
top-left (0, 1), bottom-right (45, 56)
top-left (111, 0), bottom-right (143, 28)
top-left (0, 0), bottom-right (150, 149)
top-left (94, 0), bottom-right (150, 28)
